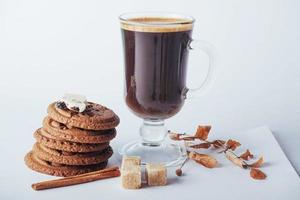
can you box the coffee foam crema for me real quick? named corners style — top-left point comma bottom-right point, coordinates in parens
top-left (120, 17), bottom-right (194, 33)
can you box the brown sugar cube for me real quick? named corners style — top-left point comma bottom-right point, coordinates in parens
top-left (121, 156), bottom-right (141, 170)
top-left (121, 165), bottom-right (141, 189)
top-left (146, 163), bottom-right (167, 186)
top-left (121, 156), bottom-right (141, 189)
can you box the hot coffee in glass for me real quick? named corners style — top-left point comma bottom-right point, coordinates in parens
top-left (119, 13), bottom-right (216, 165)
top-left (122, 18), bottom-right (192, 119)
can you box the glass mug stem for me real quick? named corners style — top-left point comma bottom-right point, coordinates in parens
top-left (140, 119), bottom-right (167, 146)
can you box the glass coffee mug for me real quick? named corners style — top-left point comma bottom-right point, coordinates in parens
top-left (119, 12), bottom-right (217, 166)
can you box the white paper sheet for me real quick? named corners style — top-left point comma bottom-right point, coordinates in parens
top-left (1, 126), bottom-right (299, 200)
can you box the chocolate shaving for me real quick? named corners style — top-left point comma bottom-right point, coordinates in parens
top-left (70, 106), bottom-right (80, 112)
top-left (82, 110), bottom-right (95, 117)
top-left (56, 101), bottom-right (67, 110)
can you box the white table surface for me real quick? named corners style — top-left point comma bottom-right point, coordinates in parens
top-left (1, 124), bottom-right (299, 199)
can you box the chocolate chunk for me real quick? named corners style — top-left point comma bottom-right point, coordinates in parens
top-left (56, 101), bottom-right (67, 110)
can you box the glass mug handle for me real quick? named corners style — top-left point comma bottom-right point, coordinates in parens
top-left (182, 39), bottom-right (218, 99)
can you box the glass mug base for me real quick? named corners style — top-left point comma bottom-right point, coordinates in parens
top-left (119, 119), bottom-right (187, 167)
top-left (119, 141), bottom-right (186, 167)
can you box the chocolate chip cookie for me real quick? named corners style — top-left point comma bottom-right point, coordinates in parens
top-left (24, 97), bottom-right (120, 177)
top-left (42, 117), bottom-right (116, 144)
top-left (34, 128), bottom-right (110, 152)
top-left (33, 143), bottom-right (113, 166)
top-left (25, 151), bottom-right (108, 177)
top-left (47, 102), bottom-right (120, 130)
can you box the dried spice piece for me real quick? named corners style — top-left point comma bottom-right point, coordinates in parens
top-left (189, 142), bottom-right (211, 149)
top-left (194, 126), bottom-right (211, 141)
top-left (175, 157), bottom-right (188, 176)
top-left (175, 169), bottom-right (183, 176)
top-left (181, 136), bottom-right (197, 141)
top-left (189, 152), bottom-right (217, 168)
top-left (169, 125), bottom-right (268, 180)
top-left (239, 149), bottom-right (254, 161)
top-left (248, 156), bottom-right (264, 168)
top-left (226, 139), bottom-right (241, 151)
top-left (225, 150), bottom-right (247, 169)
top-left (81, 109), bottom-right (95, 117)
top-left (168, 132), bottom-right (183, 141)
top-left (211, 140), bottom-right (226, 148)
top-left (250, 168), bottom-right (267, 180)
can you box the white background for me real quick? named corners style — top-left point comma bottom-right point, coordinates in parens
top-left (0, 0), bottom-right (299, 198)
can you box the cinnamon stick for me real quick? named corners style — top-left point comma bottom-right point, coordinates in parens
top-left (32, 166), bottom-right (120, 191)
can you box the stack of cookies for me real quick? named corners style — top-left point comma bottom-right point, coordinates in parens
top-left (25, 99), bottom-right (120, 177)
